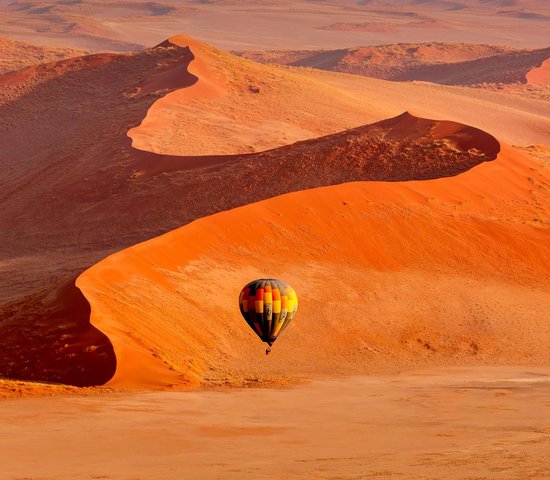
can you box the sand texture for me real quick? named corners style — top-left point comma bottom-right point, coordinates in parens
top-left (239, 43), bottom-right (550, 88)
top-left (1, 1), bottom-right (550, 50)
top-left (1, 367), bottom-right (549, 479)
top-left (1, 35), bottom-right (550, 390)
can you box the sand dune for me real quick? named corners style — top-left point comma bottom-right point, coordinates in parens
top-left (1, 35), bottom-right (549, 390)
top-left (238, 43), bottom-right (515, 79)
top-left (2, 34), bottom-right (546, 290)
top-left (0, 109), bottom-right (503, 386)
top-left (0, 35), bottom-right (87, 74)
top-left (1, 6), bottom-right (549, 480)
top-left (239, 43), bottom-right (550, 87)
top-left (527, 57), bottom-right (550, 85)
top-left (76, 141), bottom-right (550, 388)
top-left (130, 37), bottom-right (550, 156)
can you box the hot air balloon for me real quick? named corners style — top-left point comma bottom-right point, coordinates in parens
top-left (239, 278), bottom-right (298, 354)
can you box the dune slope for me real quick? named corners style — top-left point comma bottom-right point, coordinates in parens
top-left (76, 141), bottom-right (550, 388)
top-left (129, 37), bottom-right (550, 156)
top-left (239, 44), bottom-right (550, 87)
top-left (0, 110), bottom-right (501, 386)
top-left (1, 35), bottom-right (549, 388)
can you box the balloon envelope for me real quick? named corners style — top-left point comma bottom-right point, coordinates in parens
top-left (239, 278), bottom-right (298, 346)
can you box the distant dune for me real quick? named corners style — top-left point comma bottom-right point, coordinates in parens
top-left (238, 43), bottom-right (550, 86)
top-left (527, 57), bottom-right (550, 85)
top-left (0, 35), bottom-right (87, 74)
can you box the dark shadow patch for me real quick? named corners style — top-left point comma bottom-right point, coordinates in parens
top-left (0, 277), bottom-right (116, 387)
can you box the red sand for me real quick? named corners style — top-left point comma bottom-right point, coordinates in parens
top-left (75, 141), bottom-right (550, 389)
top-left (1, 35), bottom-right (549, 390)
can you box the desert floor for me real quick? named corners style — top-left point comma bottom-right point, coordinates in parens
top-left (2, 367), bottom-right (549, 480)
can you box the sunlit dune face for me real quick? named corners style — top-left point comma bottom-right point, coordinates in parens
top-left (77, 142), bottom-right (550, 388)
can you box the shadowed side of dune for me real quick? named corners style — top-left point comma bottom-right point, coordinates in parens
top-left (127, 112), bottom-right (501, 229)
top-left (0, 278), bottom-right (116, 386)
top-left (237, 43), bottom-right (516, 78)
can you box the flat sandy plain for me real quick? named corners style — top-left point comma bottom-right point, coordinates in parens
top-left (1, 367), bottom-right (549, 479)
top-left (1, 0), bottom-right (550, 51)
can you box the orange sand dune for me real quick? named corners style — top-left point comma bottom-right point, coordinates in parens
top-left (76, 140), bottom-right (550, 389)
top-left (6, 31), bottom-right (531, 302)
top-left (130, 36), bottom-right (550, 156)
top-left (0, 111), bottom-right (503, 386)
top-left (1, 35), bottom-right (549, 389)
top-left (239, 43), bottom-right (515, 79)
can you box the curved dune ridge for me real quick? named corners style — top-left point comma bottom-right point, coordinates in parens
top-left (127, 36), bottom-right (550, 155)
top-left (0, 110), bottom-right (502, 387)
top-left (0, 34), bottom-right (549, 390)
top-left (76, 141), bottom-right (550, 389)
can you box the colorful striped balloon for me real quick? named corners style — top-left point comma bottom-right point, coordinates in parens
top-left (239, 278), bottom-right (298, 348)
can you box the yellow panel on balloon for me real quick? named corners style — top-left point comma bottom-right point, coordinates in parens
top-left (272, 320), bottom-right (284, 337)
